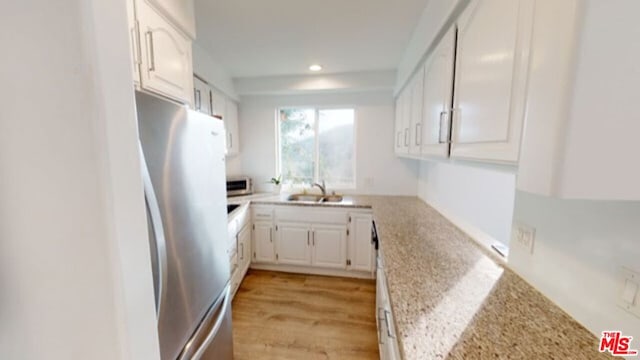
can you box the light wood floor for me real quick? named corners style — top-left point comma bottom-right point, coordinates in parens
top-left (231, 270), bottom-right (379, 360)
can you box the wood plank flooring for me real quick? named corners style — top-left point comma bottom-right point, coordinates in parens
top-left (231, 270), bottom-right (379, 360)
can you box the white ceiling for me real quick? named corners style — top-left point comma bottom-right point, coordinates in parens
top-left (194, 0), bottom-right (429, 78)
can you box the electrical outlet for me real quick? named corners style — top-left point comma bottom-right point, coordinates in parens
top-left (514, 223), bottom-right (535, 254)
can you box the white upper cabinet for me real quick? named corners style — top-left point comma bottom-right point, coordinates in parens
top-left (517, 0), bottom-right (640, 200)
top-left (210, 89), bottom-right (226, 120)
top-left (394, 87), bottom-right (412, 156)
top-left (225, 99), bottom-right (240, 156)
top-left (193, 76), bottom-right (212, 115)
top-left (450, 0), bottom-right (534, 163)
top-left (136, 0), bottom-right (194, 105)
top-left (420, 27), bottom-right (456, 159)
top-left (126, 0), bottom-right (141, 86)
top-left (408, 68), bottom-right (425, 156)
top-left (144, 0), bottom-right (196, 39)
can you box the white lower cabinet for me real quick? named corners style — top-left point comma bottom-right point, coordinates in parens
top-left (376, 258), bottom-right (401, 359)
top-left (275, 223), bottom-right (347, 269)
top-left (250, 205), bottom-right (374, 277)
top-left (310, 224), bottom-right (347, 269)
top-left (276, 223), bottom-right (311, 266)
top-left (349, 214), bottom-right (374, 272)
top-left (237, 225), bottom-right (251, 273)
top-left (252, 221), bottom-right (275, 263)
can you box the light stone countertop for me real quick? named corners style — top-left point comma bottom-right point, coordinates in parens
top-left (227, 193), bottom-right (613, 359)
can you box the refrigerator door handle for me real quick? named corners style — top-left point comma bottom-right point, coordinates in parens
top-left (139, 142), bottom-right (168, 320)
top-left (179, 285), bottom-right (232, 360)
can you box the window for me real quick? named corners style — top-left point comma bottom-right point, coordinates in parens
top-left (277, 107), bottom-right (355, 188)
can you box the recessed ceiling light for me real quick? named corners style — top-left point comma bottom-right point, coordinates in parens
top-left (309, 64), bottom-right (323, 72)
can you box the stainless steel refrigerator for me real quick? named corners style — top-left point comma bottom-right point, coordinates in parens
top-left (136, 91), bottom-right (233, 360)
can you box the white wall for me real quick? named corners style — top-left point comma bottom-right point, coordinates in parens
top-left (417, 161), bottom-right (517, 248)
top-left (237, 91), bottom-right (419, 194)
top-left (0, 1), bottom-right (159, 359)
top-left (192, 42), bottom-right (237, 100)
top-left (510, 192), bottom-right (640, 340)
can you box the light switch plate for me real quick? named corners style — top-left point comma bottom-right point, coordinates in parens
top-left (617, 267), bottom-right (640, 318)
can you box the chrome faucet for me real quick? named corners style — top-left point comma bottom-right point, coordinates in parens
top-left (312, 180), bottom-right (326, 195)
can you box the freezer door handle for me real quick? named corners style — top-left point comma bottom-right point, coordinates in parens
top-left (178, 285), bottom-right (232, 360)
top-left (140, 142), bottom-right (168, 320)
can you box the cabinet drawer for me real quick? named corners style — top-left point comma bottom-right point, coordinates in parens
top-left (252, 206), bottom-right (274, 221)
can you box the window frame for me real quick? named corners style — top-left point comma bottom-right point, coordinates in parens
top-left (275, 106), bottom-right (357, 190)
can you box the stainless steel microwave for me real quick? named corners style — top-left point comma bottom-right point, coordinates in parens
top-left (226, 176), bottom-right (252, 196)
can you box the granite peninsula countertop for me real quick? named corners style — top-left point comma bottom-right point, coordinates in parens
top-left (228, 194), bottom-right (612, 359)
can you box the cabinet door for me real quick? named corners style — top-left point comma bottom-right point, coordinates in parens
top-left (252, 222), bottom-right (275, 263)
top-left (137, 0), bottom-right (193, 105)
top-left (237, 224), bottom-right (251, 272)
top-left (193, 77), bottom-right (212, 115)
top-left (451, 0), bottom-right (533, 163)
top-left (126, 0), bottom-right (141, 85)
top-left (349, 214), bottom-right (374, 272)
top-left (225, 99), bottom-right (240, 155)
top-left (276, 223), bottom-right (311, 266)
top-left (402, 87), bottom-right (412, 154)
top-left (409, 68), bottom-right (424, 155)
top-left (311, 225), bottom-right (347, 269)
top-left (394, 96), bottom-right (403, 155)
top-left (421, 27), bottom-right (456, 158)
top-left (211, 89), bottom-right (226, 120)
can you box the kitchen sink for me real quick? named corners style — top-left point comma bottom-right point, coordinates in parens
top-left (321, 195), bottom-right (343, 203)
top-left (286, 194), bottom-right (344, 203)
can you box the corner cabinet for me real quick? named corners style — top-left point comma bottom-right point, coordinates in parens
top-left (450, 0), bottom-right (534, 163)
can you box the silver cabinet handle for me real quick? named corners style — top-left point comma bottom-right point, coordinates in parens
top-left (307, 230), bottom-right (310, 246)
top-left (269, 228), bottom-right (272, 243)
top-left (404, 128), bottom-right (409, 146)
top-left (131, 21), bottom-right (141, 67)
top-left (438, 110), bottom-right (450, 144)
top-left (139, 143), bottom-right (167, 320)
top-left (415, 122), bottom-right (422, 146)
top-left (240, 242), bottom-right (244, 260)
top-left (312, 231), bottom-right (315, 246)
top-left (145, 31), bottom-right (155, 72)
top-left (384, 309), bottom-right (395, 339)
